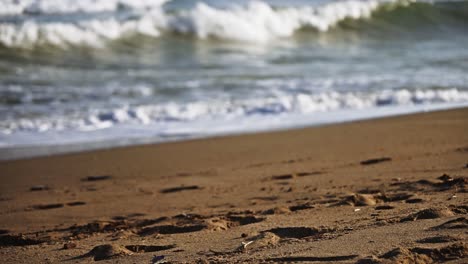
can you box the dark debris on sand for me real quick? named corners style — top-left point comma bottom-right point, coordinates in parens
top-left (82, 175), bottom-right (112, 182)
top-left (30, 185), bottom-right (49, 191)
top-left (360, 157), bottom-right (392, 165)
top-left (160, 185), bottom-right (201, 193)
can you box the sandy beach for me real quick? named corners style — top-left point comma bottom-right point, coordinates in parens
top-left (0, 108), bottom-right (467, 263)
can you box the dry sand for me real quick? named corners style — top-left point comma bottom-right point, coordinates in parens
top-left (0, 108), bottom-right (467, 263)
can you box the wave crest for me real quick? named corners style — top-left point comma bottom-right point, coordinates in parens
top-left (0, 0), bottom-right (169, 16)
top-left (167, 0), bottom-right (380, 42)
top-left (0, 0), bottom-right (466, 47)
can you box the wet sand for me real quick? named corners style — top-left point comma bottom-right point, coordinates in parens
top-left (0, 108), bottom-right (467, 263)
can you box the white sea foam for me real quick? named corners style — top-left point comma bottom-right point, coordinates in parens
top-left (170, 0), bottom-right (381, 42)
top-left (0, 10), bottom-right (165, 47)
top-left (0, 0), bottom-right (169, 16)
top-left (0, 0), bottom-right (401, 47)
top-left (1, 88), bottom-right (467, 135)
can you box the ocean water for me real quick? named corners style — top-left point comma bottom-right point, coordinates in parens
top-left (1, 0), bottom-right (468, 159)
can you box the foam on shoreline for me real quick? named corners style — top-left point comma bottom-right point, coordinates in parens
top-left (1, 103), bottom-right (467, 160)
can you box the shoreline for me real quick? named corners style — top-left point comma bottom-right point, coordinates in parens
top-left (2, 103), bottom-right (468, 161)
top-left (0, 107), bottom-right (467, 263)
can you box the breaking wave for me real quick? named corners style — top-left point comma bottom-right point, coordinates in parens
top-left (0, 0), bottom-right (170, 16)
top-left (2, 88), bottom-right (468, 135)
top-left (0, 0), bottom-right (467, 47)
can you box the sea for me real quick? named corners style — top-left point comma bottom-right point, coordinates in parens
top-left (1, 0), bottom-right (468, 159)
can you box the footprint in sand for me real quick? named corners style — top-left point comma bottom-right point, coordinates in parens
top-left (263, 202), bottom-right (315, 215)
top-left (264, 226), bottom-right (331, 240)
top-left (401, 208), bottom-right (454, 222)
top-left (431, 217), bottom-right (468, 230)
top-left (289, 203), bottom-right (315, 212)
top-left (381, 192), bottom-right (413, 202)
top-left (417, 235), bottom-right (460, 244)
top-left (405, 198), bottom-right (425, 204)
top-left (375, 205), bottom-right (395, 210)
top-left (206, 214), bottom-right (266, 231)
top-left (0, 234), bottom-right (45, 247)
top-left (450, 205), bottom-right (468, 214)
top-left (138, 224), bottom-right (206, 236)
top-left (262, 206), bottom-right (291, 215)
top-left (395, 175), bottom-right (467, 193)
top-left (379, 243), bottom-right (467, 263)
